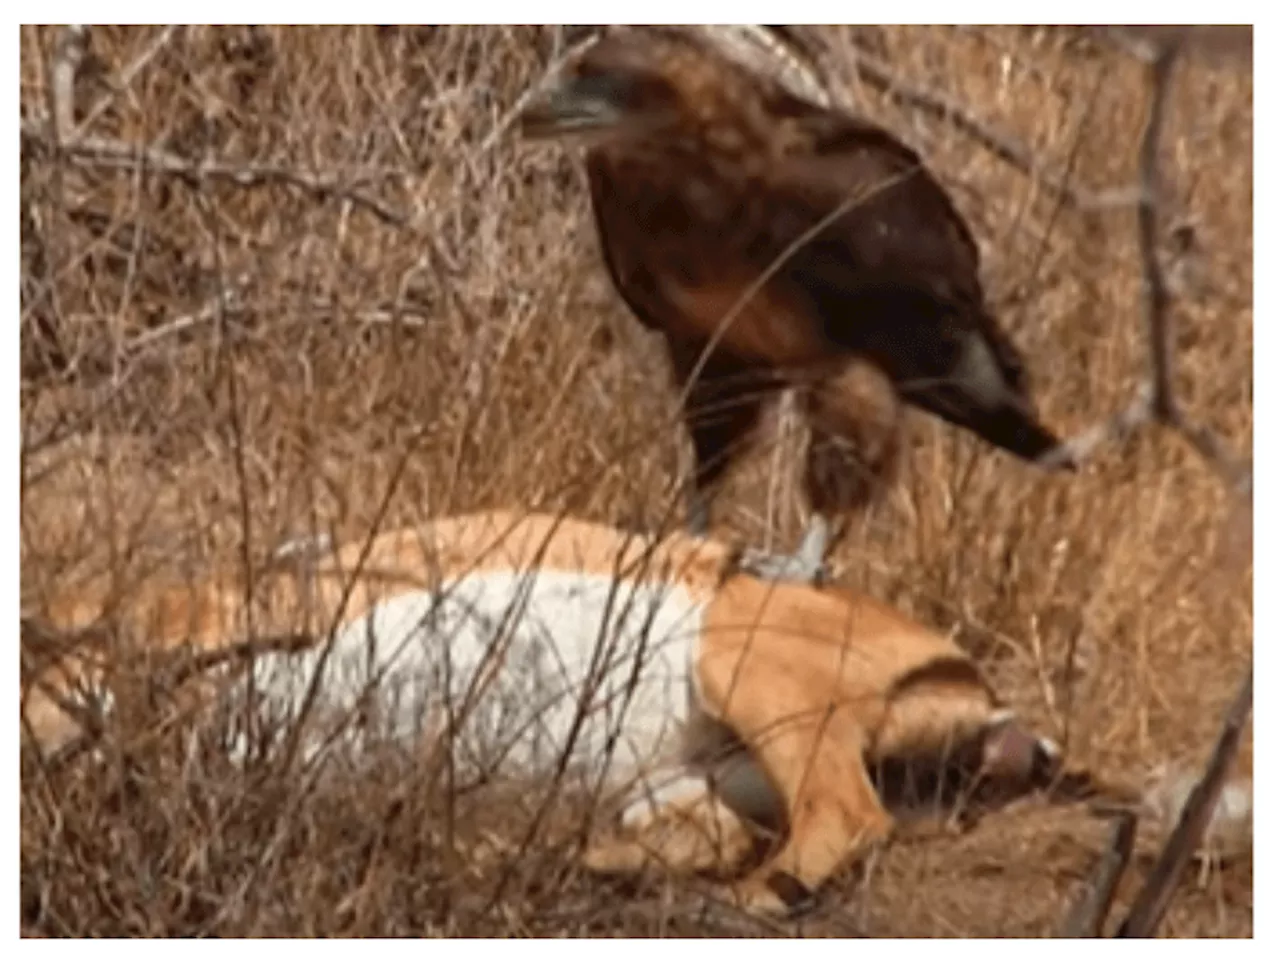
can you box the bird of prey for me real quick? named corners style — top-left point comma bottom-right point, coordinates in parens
top-left (519, 26), bottom-right (1073, 584)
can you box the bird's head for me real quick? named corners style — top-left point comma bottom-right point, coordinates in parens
top-left (517, 31), bottom-right (696, 146)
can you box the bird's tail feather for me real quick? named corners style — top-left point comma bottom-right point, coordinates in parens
top-left (913, 393), bottom-right (1074, 471)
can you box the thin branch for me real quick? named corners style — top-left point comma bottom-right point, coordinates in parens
top-left (117, 271), bottom-right (251, 359)
top-left (1114, 662), bottom-right (1254, 937)
top-left (74, 25), bottom-right (180, 138)
top-left (839, 29), bottom-right (1244, 217)
top-left (49, 25), bottom-right (89, 145)
top-left (1038, 41), bottom-right (1253, 497)
top-left (122, 295), bottom-right (434, 360)
top-left (1134, 44), bottom-right (1181, 422)
top-left (1042, 386), bottom-right (1154, 468)
top-left (1098, 26), bottom-right (1253, 65)
top-left (478, 32), bottom-right (601, 155)
top-left (22, 122), bottom-right (409, 229)
top-left (1041, 30), bottom-right (1254, 941)
top-left (1059, 810), bottom-right (1137, 937)
top-left (845, 43), bottom-right (1094, 210)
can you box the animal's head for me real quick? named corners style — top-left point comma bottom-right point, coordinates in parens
top-left (519, 27), bottom-right (813, 149)
top-left (518, 30), bottom-right (697, 146)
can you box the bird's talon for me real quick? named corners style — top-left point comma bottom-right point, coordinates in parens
top-left (736, 548), bottom-right (830, 586)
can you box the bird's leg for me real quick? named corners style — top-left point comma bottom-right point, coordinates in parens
top-left (735, 360), bottom-right (903, 586)
top-left (668, 346), bottom-right (770, 543)
top-left (736, 513), bottom-right (833, 585)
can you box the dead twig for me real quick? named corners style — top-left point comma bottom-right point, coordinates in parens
top-left (49, 25), bottom-right (89, 145)
top-left (839, 28), bottom-right (1245, 217)
top-left (22, 122), bottom-right (409, 229)
top-left (1059, 810), bottom-right (1137, 937)
top-left (1098, 26), bottom-right (1253, 65)
top-left (1041, 28), bottom-right (1253, 941)
top-left (479, 30), bottom-right (602, 155)
top-left (843, 42), bottom-right (1099, 210)
top-left (1039, 41), bottom-right (1252, 497)
top-left (1114, 662), bottom-right (1253, 938)
top-left (116, 271), bottom-right (251, 359)
top-left (73, 25), bottom-right (180, 138)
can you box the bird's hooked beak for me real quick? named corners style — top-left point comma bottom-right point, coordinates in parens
top-left (519, 70), bottom-right (675, 145)
top-left (518, 73), bottom-right (633, 141)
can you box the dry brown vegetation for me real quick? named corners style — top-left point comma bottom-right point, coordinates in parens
top-left (19, 25), bottom-right (1252, 937)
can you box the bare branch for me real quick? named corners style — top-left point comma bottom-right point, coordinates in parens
top-left (118, 271), bottom-right (251, 359)
top-left (74, 25), bottom-right (180, 138)
top-left (49, 25), bottom-right (89, 144)
top-left (838, 42), bottom-right (1105, 210)
top-left (1038, 386), bottom-right (1155, 471)
top-left (1115, 662), bottom-right (1254, 937)
top-left (1136, 45), bottom-right (1180, 420)
top-left (1059, 811), bottom-right (1137, 937)
top-left (832, 28), bottom-right (1247, 215)
top-left (1040, 41), bottom-right (1253, 497)
top-left (22, 122), bottom-right (409, 228)
top-left (1099, 26), bottom-right (1253, 65)
top-left (479, 31), bottom-right (602, 155)
top-left (1042, 30), bottom-right (1253, 941)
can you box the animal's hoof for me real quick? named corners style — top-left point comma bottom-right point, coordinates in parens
top-left (713, 878), bottom-right (788, 916)
top-left (736, 548), bottom-right (830, 586)
top-left (980, 713), bottom-right (1063, 785)
top-left (714, 872), bottom-right (817, 917)
top-left (580, 838), bottom-right (653, 876)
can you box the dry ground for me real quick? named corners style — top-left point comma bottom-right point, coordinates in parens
top-left (19, 25), bottom-right (1252, 937)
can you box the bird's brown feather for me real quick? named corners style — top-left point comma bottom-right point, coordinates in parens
top-left (531, 27), bottom-right (1069, 529)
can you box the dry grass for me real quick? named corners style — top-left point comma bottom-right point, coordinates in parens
top-left (19, 25), bottom-right (1252, 937)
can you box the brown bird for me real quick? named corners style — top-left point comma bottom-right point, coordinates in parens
top-left (519, 27), bottom-right (1072, 583)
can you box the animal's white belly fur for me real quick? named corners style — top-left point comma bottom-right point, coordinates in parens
top-left (227, 569), bottom-right (707, 789)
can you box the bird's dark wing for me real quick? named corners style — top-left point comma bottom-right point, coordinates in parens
top-left (584, 158), bottom-right (670, 334)
top-left (786, 252), bottom-right (1065, 464)
top-left (761, 101), bottom-right (1063, 463)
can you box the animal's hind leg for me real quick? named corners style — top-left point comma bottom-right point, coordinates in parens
top-left (698, 659), bottom-right (893, 915)
top-left (581, 773), bottom-right (759, 878)
top-left (665, 338), bottom-right (772, 537)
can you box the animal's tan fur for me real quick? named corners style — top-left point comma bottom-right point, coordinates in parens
top-left (22, 509), bottom-right (1048, 915)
